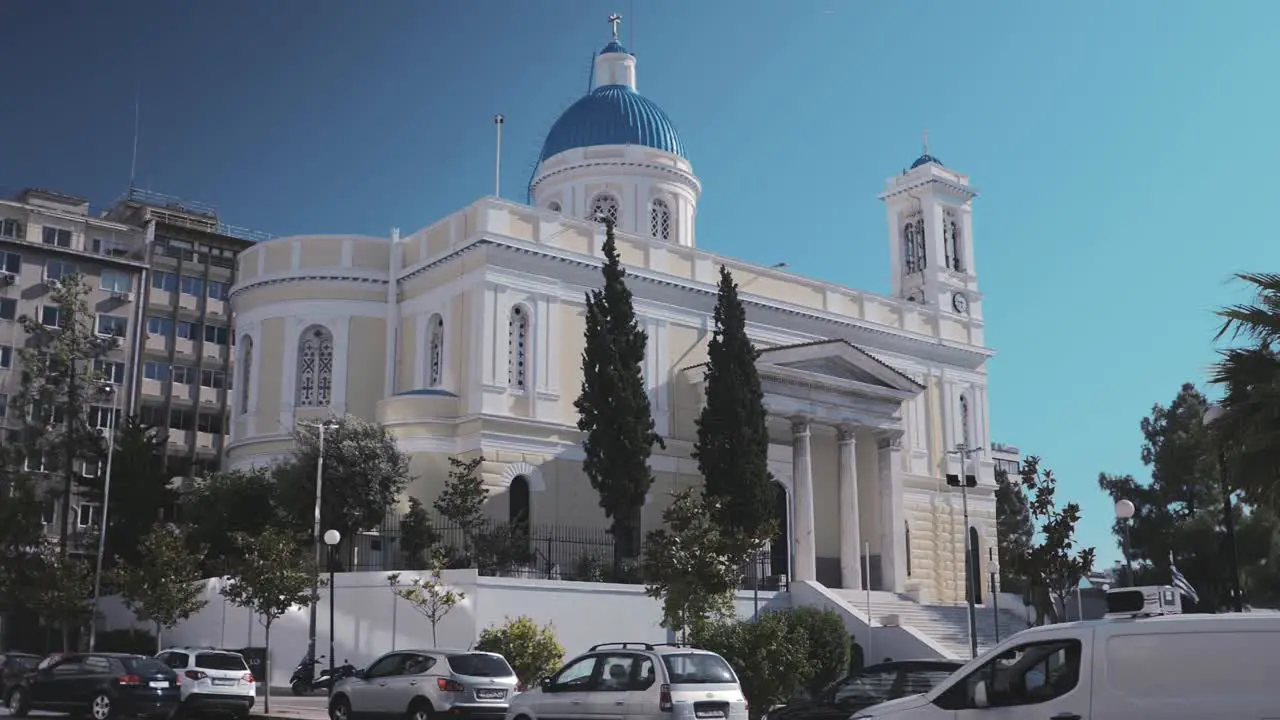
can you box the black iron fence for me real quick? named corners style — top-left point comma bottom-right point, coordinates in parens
top-left (347, 511), bottom-right (788, 592)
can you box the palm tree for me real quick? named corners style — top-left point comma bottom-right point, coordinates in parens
top-left (1210, 273), bottom-right (1280, 510)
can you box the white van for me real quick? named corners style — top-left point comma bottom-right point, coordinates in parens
top-left (853, 585), bottom-right (1280, 719)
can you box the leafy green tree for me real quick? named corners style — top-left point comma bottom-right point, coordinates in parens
top-left (693, 612), bottom-right (811, 719)
top-left (995, 466), bottom-right (1034, 596)
top-left (28, 546), bottom-right (95, 650)
top-left (110, 523), bottom-right (208, 652)
top-left (475, 616), bottom-right (564, 687)
top-left (274, 415), bottom-right (411, 563)
top-left (694, 266), bottom-right (776, 558)
top-left (11, 275), bottom-right (116, 556)
top-left (1019, 457), bottom-right (1095, 623)
top-left (387, 554), bottom-right (465, 646)
top-left (434, 455), bottom-right (488, 560)
top-left (0, 472), bottom-right (48, 621)
top-left (221, 528), bottom-right (321, 715)
top-left (79, 417), bottom-right (174, 568)
top-left (576, 218), bottom-right (664, 566)
top-left (399, 497), bottom-right (440, 570)
top-left (1098, 383), bottom-right (1266, 611)
top-left (643, 489), bottom-right (740, 639)
top-left (183, 468), bottom-right (283, 576)
top-left (1209, 272), bottom-right (1280, 511)
top-left (774, 606), bottom-right (849, 697)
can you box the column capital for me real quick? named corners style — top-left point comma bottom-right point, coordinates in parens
top-left (790, 416), bottom-right (812, 437)
top-left (876, 430), bottom-right (904, 451)
top-left (837, 424), bottom-right (857, 444)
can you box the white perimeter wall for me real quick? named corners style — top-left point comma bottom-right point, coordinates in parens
top-left (98, 570), bottom-right (789, 688)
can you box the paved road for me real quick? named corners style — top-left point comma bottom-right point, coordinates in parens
top-left (1, 694), bottom-right (329, 719)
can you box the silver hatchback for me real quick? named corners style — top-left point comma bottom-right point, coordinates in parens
top-left (330, 650), bottom-right (518, 720)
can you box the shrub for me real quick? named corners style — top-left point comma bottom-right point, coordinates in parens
top-left (475, 616), bottom-right (564, 687)
top-left (775, 606), bottom-right (849, 696)
top-left (94, 628), bottom-right (158, 655)
top-left (693, 613), bottom-right (810, 718)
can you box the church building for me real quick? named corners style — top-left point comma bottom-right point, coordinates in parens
top-left (225, 20), bottom-right (998, 605)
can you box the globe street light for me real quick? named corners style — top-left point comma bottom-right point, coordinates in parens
top-left (87, 382), bottom-right (120, 651)
top-left (1114, 499), bottom-right (1135, 587)
top-left (323, 528), bottom-right (341, 696)
top-left (1203, 403), bottom-right (1245, 612)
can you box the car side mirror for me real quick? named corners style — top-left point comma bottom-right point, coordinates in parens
top-left (972, 680), bottom-right (990, 709)
top-left (354, 669), bottom-right (366, 679)
top-left (539, 677), bottom-right (553, 691)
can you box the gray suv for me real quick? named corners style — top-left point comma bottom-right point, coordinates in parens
top-left (330, 650), bottom-right (518, 720)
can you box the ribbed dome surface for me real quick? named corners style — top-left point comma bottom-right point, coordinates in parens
top-left (538, 84), bottom-right (686, 162)
top-left (911, 153), bottom-right (943, 169)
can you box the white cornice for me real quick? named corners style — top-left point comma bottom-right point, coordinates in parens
top-left (228, 267), bottom-right (390, 299)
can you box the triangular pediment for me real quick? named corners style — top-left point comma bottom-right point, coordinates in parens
top-left (757, 340), bottom-right (924, 395)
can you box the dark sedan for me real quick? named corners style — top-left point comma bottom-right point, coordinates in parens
top-left (766, 660), bottom-right (963, 720)
top-left (1, 652), bottom-right (40, 702)
top-left (6, 652), bottom-right (180, 720)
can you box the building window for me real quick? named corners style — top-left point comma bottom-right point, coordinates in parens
top-left (200, 369), bottom-right (226, 390)
top-left (944, 208), bottom-right (963, 272)
top-left (203, 324), bottom-right (229, 345)
top-left (428, 314), bottom-right (444, 387)
top-left (82, 459), bottom-right (100, 478)
top-left (0, 219), bottom-right (20, 238)
top-left (179, 275), bottom-right (204, 297)
top-left (650, 198), bottom-right (672, 240)
top-left (240, 336), bottom-right (253, 415)
top-left (588, 193), bottom-right (620, 225)
top-left (902, 212), bottom-right (926, 273)
top-left (207, 281), bottom-right (229, 300)
top-left (0, 299), bottom-right (14, 321)
top-left (509, 475), bottom-right (531, 555)
top-left (296, 325), bottom-right (334, 407)
top-left (24, 453), bottom-right (49, 473)
top-left (45, 260), bottom-right (77, 282)
top-left (0, 346), bottom-right (10, 369)
top-left (0, 251), bottom-right (20, 275)
top-left (176, 321), bottom-right (198, 340)
top-left (41, 227), bottom-right (72, 248)
top-left (146, 316), bottom-right (173, 336)
top-left (100, 269), bottom-right (133, 294)
top-left (152, 271), bottom-right (177, 292)
top-left (172, 365), bottom-right (196, 385)
top-left (93, 359), bottom-right (125, 384)
top-left (547, 201), bottom-right (561, 213)
top-left (96, 314), bottom-right (127, 338)
top-left (507, 306), bottom-right (530, 390)
top-left (40, 306), bottom-right (63, 329)
top-left (905, 521), bottom-right (912, 577)
top-left (77, 503), bottom-right (101, 529)
top-left (144, 360), bottom-right (170, 381)
top-left (959, 393), bottom-right (971, 448)
top-left (89, 405), bottom-right (121, 430)
top-left (0, 393), bottom-right (7, 420)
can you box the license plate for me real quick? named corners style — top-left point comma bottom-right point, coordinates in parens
top-left (476, 689), bottom-right (506, 700)
top-left (149, 681), bottom-right (169, 689)
top-left (212, 678), bottom-right (236, 686)
top-left (695, 712), bottom-right (725, 719)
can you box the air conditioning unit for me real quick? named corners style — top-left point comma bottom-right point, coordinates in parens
top-left (110, 291), bottom-right (133, 303)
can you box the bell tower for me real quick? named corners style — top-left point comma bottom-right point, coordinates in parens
top-left (879, 135), bottom-right (981, 321)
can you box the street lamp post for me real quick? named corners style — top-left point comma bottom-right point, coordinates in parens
top-left (1114, 499), bottom-right (1135, 587)
top-left (87, 382), bottom-right (120, 652)
top-left (946, 443), bottom-right (983, 660)
top-left (323, 529), bottom-right (341, 697)
top-left (1203, 403), bottom-right (1245, 612)
top-left (301, 420), bottom-right (339, 667)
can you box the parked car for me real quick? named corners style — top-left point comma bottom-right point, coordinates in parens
top-left (0, 652), bottom-right (40, 704)
top-left (156, 647), bottom-right (256, 718)
top-left (763, 660), bottom-right (963, 720)
top-left (504, 642), bottom-right (747, 720)
top-left (5, 652), bottom-right (180, 720)
top-left (329, 649), bottom-right (519, 720)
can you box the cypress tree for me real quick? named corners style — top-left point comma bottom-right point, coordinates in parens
top-left (693, 265), bottom-right (776, 554)
top-left (575, 219), bottom-right (663, 568)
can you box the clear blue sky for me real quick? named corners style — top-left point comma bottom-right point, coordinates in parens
top-left (3, 0), bottom-right (1277, 567)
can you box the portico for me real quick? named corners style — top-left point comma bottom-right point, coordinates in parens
top-left (755, 340), bottom-right (925, 592)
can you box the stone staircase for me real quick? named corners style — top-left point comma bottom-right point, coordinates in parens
top-left (835, 590), bottom-right (1033, 660)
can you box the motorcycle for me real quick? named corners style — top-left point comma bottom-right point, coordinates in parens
top-left (290, 654), bottom-right (358, 695)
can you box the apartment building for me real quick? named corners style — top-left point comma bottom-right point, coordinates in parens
top-left (991, 442), bottom-right (1022, 480)
top-left (106, 188), bottom-right (265, 480)
top-left (0, 188), bottom-right (149, 545)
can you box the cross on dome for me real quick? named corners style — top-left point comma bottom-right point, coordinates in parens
top-left (608, 13), bottom-right (622, 41)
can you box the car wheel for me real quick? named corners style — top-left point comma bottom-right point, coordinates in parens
top-left (330, 694), bottom-right (352, 720)
top-left (407, 698), bottom-right (433, 720)
top-left (90, 692), bottom-right (113, 720)
top-left (7, 687), bottom-right (30, 717)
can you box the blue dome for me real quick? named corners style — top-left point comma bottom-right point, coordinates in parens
top-left (911, 153), bottom-right (943, 169)
top-left (600, 40), bottom-right (629, 55)
top-left (539, 84), bottom-right (686, 162)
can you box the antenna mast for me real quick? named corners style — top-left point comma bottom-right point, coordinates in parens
top-left (129, 84), bottom-right (141, 189)
top-left (494, 114), bottom-right (505, 198)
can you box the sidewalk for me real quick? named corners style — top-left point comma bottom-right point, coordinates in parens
top-left (254, 690), bottom-right (329, 720)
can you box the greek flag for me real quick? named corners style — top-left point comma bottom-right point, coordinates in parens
top-left (1169, 552), bottom-right (1200, 605)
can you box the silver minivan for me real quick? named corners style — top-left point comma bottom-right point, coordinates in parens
top-left (505, 643), bottom-right (747, 720)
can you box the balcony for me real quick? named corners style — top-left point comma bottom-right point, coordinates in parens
top-left (141, 378), bottom-right (166, 398)
top-left (149, 289), bottom-right (174, 309)
top-left (170, 382), bottom-right (193, 402)
top-left (206, 298), bottom-right (228, 318)
top-left (178, 293), bottom-right (199, 312)
top-left (167, 430), bottom-right (195, 448)
top-left (174, 337), bottom-right (195, 357)
top-left (202, 343), bottom-right (228, 363)
top-left (195, 431), bottom-right (217, 450)
top-left (144, 334), bottom-right (168, 354)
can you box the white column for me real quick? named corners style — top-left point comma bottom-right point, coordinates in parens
top-left (878, 433), bottom-right (907, 592)
top-left (791, 418), bottom-right (817, 583)
top-left (838, 426), bottom-right (862, 590)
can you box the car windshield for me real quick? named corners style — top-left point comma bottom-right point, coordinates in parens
top-left (662, 653), bottom-right (737, 684)
top-left (196, 653), bottom-right (248, 671)
top-left (123, 658), bottom-right (172, 676)
top-left (447, 654), bottom-right (513, 678)
top-left (7, 656), bottom-right (38, 671)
